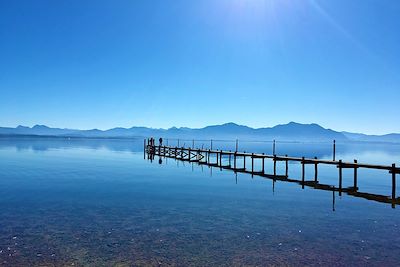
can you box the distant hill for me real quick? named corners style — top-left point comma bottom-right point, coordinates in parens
top-left (0, 122), bottom-right (344, 142)
top-left (0, 125), bottom-right (79, 136)
top-left (1, 122), bottom-right (399, 143)
top-left (342, 131), bottom-right (400, 143)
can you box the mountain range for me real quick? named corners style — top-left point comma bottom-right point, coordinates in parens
top-left (1, 122), bottom-right (399, 143)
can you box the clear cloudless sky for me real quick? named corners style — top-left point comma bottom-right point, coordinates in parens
top-left (0, 0), bottom-right (399, 134)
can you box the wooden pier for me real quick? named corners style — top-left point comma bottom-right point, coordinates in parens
top-left (145, 141), bottom-right (400, 208)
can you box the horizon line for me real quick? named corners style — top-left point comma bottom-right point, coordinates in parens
top-left (1, 122), bottom-right (398, 136)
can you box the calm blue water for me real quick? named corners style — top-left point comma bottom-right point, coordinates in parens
top-left (0, 138), bottom-right (399, 266)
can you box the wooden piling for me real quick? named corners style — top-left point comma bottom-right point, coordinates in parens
top-left (339, 159), bottom-right (343, 196)
top-left (273, 155), bottom-right (277, 176)
top-left (285, 155), bottom-right (288, 178)
top-left (353, 159), bottom-right (358, 190)
top-left (262, 153), bottom-right (265, 174)
top-left (251, 153), bottom-right (254, 173)
top-left (302, 157), bottom-right (305, 189)
top-left (273, 140), bottom-right (276, 155)
top-left (392, 163), bottom-right (396, 204)
top-left (234, 152), bottom-right (237, 169)
top-left (314, 157), bottom-right (318, 182)
top-left (333, 140), bottom-right (336, 161)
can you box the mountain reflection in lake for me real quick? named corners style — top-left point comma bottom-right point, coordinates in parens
top-left (0, 137), bottom-right (399, 266)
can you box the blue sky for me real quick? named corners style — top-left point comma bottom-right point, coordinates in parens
top-left (0, 0), bottom-right (399, 134)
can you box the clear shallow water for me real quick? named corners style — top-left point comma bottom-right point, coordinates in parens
top-left (0, 138), bottom-right (400, 266)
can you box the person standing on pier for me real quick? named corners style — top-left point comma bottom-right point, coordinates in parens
top-left (159, 137), bottom-right (163, 146)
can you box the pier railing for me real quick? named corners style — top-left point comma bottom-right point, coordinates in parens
top-left (152, 138), bottom-right (342, 161)
top-left (144, 140), bottom-right (400, 208)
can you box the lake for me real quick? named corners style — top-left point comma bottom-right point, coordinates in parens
top-left (0, 137), bottom-right (399, 266)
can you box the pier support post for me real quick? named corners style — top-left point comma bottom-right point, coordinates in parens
top-left (392, 164), bottom-right (396, 206)
top-left (333, 140), bottom-right (336, 161)
top-left (339, 160), bottom-right (343, 196)
top-left (273, 140), bottom-right (276, 155)
top-left (228, 151), bottom-right (231, 166)
top-left (302, 157), bottom-right (305, 189)
top-left (251, 153), bottom-right (254, 174)
top-left (314, 157), bottom-right (318, 182)
top-left (243, 152), bottom-right (246, 169)
top-left (353, 159), bottom-right (358, 190)
top-left (234, 152), bottom-right (237, 169)
top-left (285, 155), bottom-right (288, 178)
top-left (273, 155), bottom-right (277, 176)
top-left (262, 153), bottom-right (265, 174)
